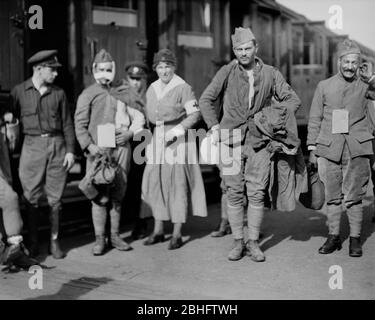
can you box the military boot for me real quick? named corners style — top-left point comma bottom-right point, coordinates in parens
top-left (245, 240), bottom-right (265, 262)
top-left (349, 237), bottom-right (362, 257)
top-left (318, 234), bottom-right (342, 254)
top-left (228, 239), bottom-right (245, 261)
top-left (110, 233), bottom-right (132, 251)
top-left (49, 206), bottom-right (66, 259)
top-left (8, 244), bottom-right (39, 269)
top-left (92, 204), bottom-right (107, 256)
top-left (92, 235), bottom-right (106, 255)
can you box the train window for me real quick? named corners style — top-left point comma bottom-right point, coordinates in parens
top-left (92, 0), bottom-right (137, 10)
top-left (92, 0), bottom-right (138, 27)
top-left (177, 0), bottom-right (212, 33)
top-left (293, 29), bottom-right (303, 65)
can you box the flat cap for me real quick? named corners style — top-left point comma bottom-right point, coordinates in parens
top-left (231, 27), bottom-right (256, 48)
top-left (125, 61), bottom-right (148, 78)
top-left (337, 39), bottom-right (361, 58)
top-left (27, 50), bottom-right (62, 67)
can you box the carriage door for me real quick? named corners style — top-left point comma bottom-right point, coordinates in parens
top-left (82, 0), bottom-right (147, 86)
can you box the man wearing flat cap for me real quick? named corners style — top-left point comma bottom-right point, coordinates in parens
top-left (308, 39), bottom-right (375, 257)
top-left (199, 27), bottom-right (301, 262)
top-left (121, 61), bottom-right (150, 239)
top-left (10, 50), bottom-right (76, 259)
top-left (124, 61), bottom-right (148, 102)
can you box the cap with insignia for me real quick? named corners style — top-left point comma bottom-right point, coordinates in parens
top-left (231, 27), bottom-right (256, 48)
top-left (27, 50), bottom-right (62, 67)
top-left (125, 61), bottom-right (148, 79)
top-left (337, 39), bottom-right (361, 58)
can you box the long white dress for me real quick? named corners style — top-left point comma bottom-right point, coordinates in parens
top-left (140, 74), bottom-right (207, 223)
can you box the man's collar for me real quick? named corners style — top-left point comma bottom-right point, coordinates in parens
top-left (25, 78), bottom-right (35, 90)
top-left (26, 77), bottom-right (52, 95)
top-left (236, 56), bottom-right (263, 73)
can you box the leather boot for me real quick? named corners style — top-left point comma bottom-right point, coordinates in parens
top-left (318, 234), bottom-right (342, 254)
top-left (110, 233), bottom-right (132, 251)
top-left (228, 239), bottom-right (245, 261)
top-left (245, 240), bottom-right (265, 262)
top-left (92, 235), bottom-right (106, 255)
top-left (49, 206), bottom-right (66, 259)
top-left (211, 219), bottom-right (232, 237)
top-left (27, 205), bottom-right (39, 258)
top-left (349, 237), bottom-right (362, 257)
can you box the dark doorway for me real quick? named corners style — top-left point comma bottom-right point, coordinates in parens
top-left (24, 0), bottom-right (75, 101)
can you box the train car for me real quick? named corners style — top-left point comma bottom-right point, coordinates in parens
top-left (1, 0), bottom-right (375, 208)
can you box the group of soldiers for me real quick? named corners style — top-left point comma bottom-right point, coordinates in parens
top-left (1, 25), bottom-right (375, 271)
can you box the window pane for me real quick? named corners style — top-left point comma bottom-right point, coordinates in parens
top-left (177, 0), bottom-right (211, 33)
top-left (92, 0), bottom-right (137, 10)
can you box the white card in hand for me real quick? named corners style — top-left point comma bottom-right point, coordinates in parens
top-left (332, 109), bottom-right (349, 134)
top-left (97, 123), bottom-right (116, 148)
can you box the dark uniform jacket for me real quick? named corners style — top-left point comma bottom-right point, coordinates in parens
top-left (199, 57), bottom-right (301, 141)
top-left (75, 82), bottom-right (144, 152)
top-left (10, 78), bottom-right (75, 153)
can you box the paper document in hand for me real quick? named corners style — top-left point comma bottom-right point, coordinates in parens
top-left (332, 109), bottom-right (349, 134)
top-left (97, 123), bottom-right (116, 147)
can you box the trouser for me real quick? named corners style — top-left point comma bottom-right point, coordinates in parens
top-left (221, 133), bottom-right (271, 240)
top-left (19, 135), bottom-right (68, 208)
top-left (0, 175), bottom-right (23, 237)
top-left (0, 132), bottom-right (23, 238)
top-left (87, 145), bottom-right (131, 236)
top-left (318, 143), bottom-right (370, 237)
top-left (370, 140), bottom-right (375, 211)
top-left (124, 139), bottom-right (146, 219)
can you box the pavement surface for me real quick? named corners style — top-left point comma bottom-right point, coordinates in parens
top-left (1, 194), bottom-right (375, 300)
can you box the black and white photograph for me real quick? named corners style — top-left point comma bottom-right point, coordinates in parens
top-left (0, 0), bottom-right (374, 304)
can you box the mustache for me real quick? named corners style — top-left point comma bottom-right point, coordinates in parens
top-left (343, 69), bottom-right (355, 72)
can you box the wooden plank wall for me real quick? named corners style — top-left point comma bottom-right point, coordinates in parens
top-left (0, 0), bottom-right (24, 92)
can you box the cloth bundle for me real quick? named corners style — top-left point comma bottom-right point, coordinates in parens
top-left (79, 152), bottom-right (119, 205)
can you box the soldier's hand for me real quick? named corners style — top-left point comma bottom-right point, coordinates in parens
top-left (115, 128), bottom-right (133, 146)
top-left (3, 112), bottom-right (15, 124)
top-left (63, 152), bottom-right (75, 171)
top-left (359, 62), bottom-right (374, 83)
top-left (87, 144), bottom-right (102, 157)
top-left (6, 121), bottom-right (20, 153)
